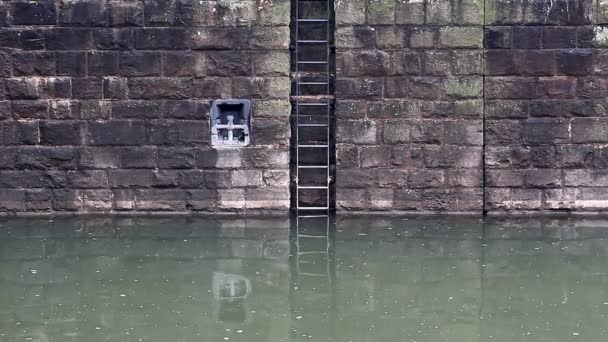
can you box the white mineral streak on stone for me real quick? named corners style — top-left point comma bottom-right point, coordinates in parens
top-left (594, 26), bottom-right (608, 46)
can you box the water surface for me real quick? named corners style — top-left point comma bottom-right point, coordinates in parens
top-left (1, 216), bottom-right (607, 342)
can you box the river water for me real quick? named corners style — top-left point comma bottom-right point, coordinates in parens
top-left (0, 216), bottom-right (607, 342)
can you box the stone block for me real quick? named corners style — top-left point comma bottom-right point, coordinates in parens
top-left (485, 26), bottom-right (511, 49)
top-left (522, 119), bottom-right (569, 145)
top-left (11, 0), bottom-right (56, 25)
top-left (88, 52), bottom-right (119, 76)
top-left (40, 121), bottom-right (82, 145)
top-left (119, 52), bottom-right (161, 77)
top-left (111, 100), bottom-right (162, 119)
top-left (109, 170), bottom-right (153, 188)
top-left (557, 49), bottom-right (594, 76)
top-left (541, 27), bottom-right (577, 49)
top-left (42, 77), bottom-right (71, 99)
top-left (46, 28), bottom-right (94, 50)
top-left (134, 28), bottom-right (188, 49)
top-left (157, 147), bottom-right (195, 169)
top-left (426, 0), bottom-right (452, 25)
top-left (176, 170), bottom-right (205, 188)
top-left (87, 121), bottom-right (146, 146)
top-left (72, 78), bottom-right (103, 99)
top-left (128, 78), bottom-right (192, 99)
top-left (68, 170), bottom-right (109, 189)
top-left (144, 0), bottom-right (176, 26)
top-left (571, 118), bottom-right (608, 143)
top-left (120, 147), bottom-right (156, 169)
top-left (207, 51), bottom-right (252, 76)
top-left (25, 189), bottom-right (52, 211)
top-left (79, 147), bottom-right (121, 169)
top-left (336, 169), bottom-right (373, 188)
top-left (366, 0), bottom-right (395, 24)
top-left (188, 189), bottom-right (219, 211)
top-left (11, 100), bottom-right (49, 119)
top-left (395, 0), bottom-right (425, 24)
top-left (244, 189), bottom-right (289, 209)
top-left (59, 0), bottom-right (107, 26)
top-left (94, 28), bottom-right (134, 50)
top-left (337, 189), bottom-right (367, 210)
top-left (446, 77), bottom-right (483, 99)
top-left (524, 169), bottom-right (562, 188)
top-left (439, 27), bottom-right (483, 48)
top-left (108, 0), bottom-right (144, 26)
top-left (337, 120), bottom-right (378, 144)
top-left (485, 120), bottom-right (522, 145)
top-left (12, 51), bottom-right (55, 76)
top-left (52, 189), bottom-right (82, 211)
top-left (231, 170), bottom-right (264, 188)
top-left (136, 189), bottom-right (188, 211)
top-left (2, 121), bottom-right (39, 145)
top-left (511, 189), bottom-right (542, 210)
top-left (360, 146), bottom-right (390, 168)
top-left (410, 28), bottom-right (437, 48)
top-left (336, 27), bottom-right (376, 49)
top-left (374, 169), bottom-right (408, 188)
top-left (485, 77), bottom-right (536, 99)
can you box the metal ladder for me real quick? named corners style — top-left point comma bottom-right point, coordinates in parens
top-left (290, 214), bottom-right (336, 340)
top-left (292, 0), bottom-right (334, 213)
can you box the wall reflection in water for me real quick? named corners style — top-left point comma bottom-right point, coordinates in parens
top-left (1, 216), bottom-right (608, 342)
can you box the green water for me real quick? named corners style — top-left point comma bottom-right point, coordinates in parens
top-left (1, 216), bottom-right (608, 342)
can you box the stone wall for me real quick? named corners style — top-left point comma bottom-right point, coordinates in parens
top-left (2, 0), bottom-right (608, 215)
top-left (485, 0), bottom-right (608, 212)
top-left (335, 0), bottom-right (608, 214)
top-left (335, 0), bottom-right (485, 212)
top-left (0, 0), bottom-right (291, 214)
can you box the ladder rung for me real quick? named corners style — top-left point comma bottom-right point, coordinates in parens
top-left (297, 103), bottom-right (329, 106)
top-left (299, 251), bottom-right (328, 255)
top-left (298, 272), bottom-right (329, 277)
top-left (299, 82), bottom-right (328, 85)
top-left (298, 186), bottom-right (329, 189)
top-left (297, 19), bottom-right (328, 22)
top-left (298, 40), bottom-right (328, 44)
top-left (297, 215), bottom-right (329, 218)
top-left (298, 165), bottom-right (328, 169)
top-left (298, 234), bottom-right (328, 238)
top-left (298, 123), bottom-right (328, 127)
top-left (298, 206), bottom-right (329, 210)
top-left (298, 61), bottom-right (328, 64)
top-left (298, 144), bottom-right (328, 148)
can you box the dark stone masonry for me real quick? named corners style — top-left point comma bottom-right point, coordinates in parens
top-left (0, 0), bottom-right (291, 213)
top-left (0, 0), bottom-right (607, 214)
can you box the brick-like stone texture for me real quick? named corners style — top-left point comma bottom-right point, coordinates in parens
top-left (484, 0), bottom-right (608, 212)
top-left (335, 0), bottom-right (484, 212)
top-left (0, 0), bottom-right (290, 213)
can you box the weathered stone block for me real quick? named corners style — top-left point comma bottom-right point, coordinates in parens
top-left (109, 170), bottom-right (153, 188)
top-left (119, 52), bottom-right (161, 76)
top-left (40, 121), bottom-right (82, 146)
top-left (337, 120), bottom-right (378, 144)
top-left (572, 118), bottom-right (608, 143)
top-left (88, 52), bottom-right (119, 76)
top-left (59, 0), bottom-right (107, 26)
top-left (158, 147), bottom-right (195, 169)
top-left (72, 78), bottom-right (103, 99)
top-left (439, 27), bottom-right (483, 48)
top-left (336, 27), bottom-right (376, 49)
top-left (11, 0), bottom-right (56, 25)
top-left (87, 121), bottom-right (146, 146)
top-left (366, 0), bottom-right (395, 24)
top-left (360, 146), bottom-right (390, 168)
top-left (120, 147), bottom-right (156, 169)
top-left (108, 0), bottom-right (144, 27)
